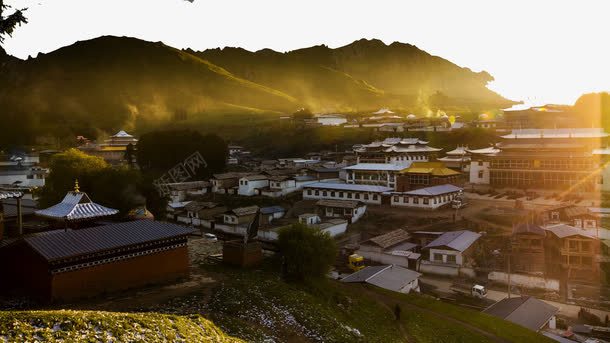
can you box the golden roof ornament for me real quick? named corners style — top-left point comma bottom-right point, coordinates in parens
top-left (74, 179), bottom-right (80, 193)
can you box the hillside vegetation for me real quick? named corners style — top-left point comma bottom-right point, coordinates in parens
top-left (0, 310), bottom-right (243, 343)
top-left (0, 36), bottom-right (512, 145)
top-left (146, 262), bottom-right (552, 343)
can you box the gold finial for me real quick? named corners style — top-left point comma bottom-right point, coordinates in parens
top-left (74, 179), bottom-right (80, 193)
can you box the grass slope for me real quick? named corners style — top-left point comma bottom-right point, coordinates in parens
top-left (0, 310), bottom-right (243, 343)
top-left (199, 263), bottom-right (552, 342)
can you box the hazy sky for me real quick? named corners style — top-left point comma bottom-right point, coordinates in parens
top-left (3, 0), bottom-right (609, 105)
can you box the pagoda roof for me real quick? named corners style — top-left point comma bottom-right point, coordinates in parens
top-left (35, 191), bottom-right (119, 221)
top-left (445, 146), bottom-right (470, 156)
top-left (111, 130), bottom-right (134, 138)
top-left (501, 128), bottom-right (609, 139)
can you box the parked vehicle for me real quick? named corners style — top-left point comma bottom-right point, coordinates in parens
top-left (204, 233), bottom-right (218, 241)
top-left (347, 254), bottom-right (365, 272)
top-left (451, 198), bottom-right (468, 209)
top-left (450, 283), bottom-right (487, 299)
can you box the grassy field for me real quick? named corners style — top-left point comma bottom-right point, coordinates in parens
top-left (0, 310), bottom-right (243, 343)
top-left (198, 262), bottom-right (553, 342)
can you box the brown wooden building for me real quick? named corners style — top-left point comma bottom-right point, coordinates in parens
top-left (511, 223), bottom-right (547, 274)
top-left (0, 221), bottom-right (193, 302)
top-left (544, 224), bottom-right (601, 283)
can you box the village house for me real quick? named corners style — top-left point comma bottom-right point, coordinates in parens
top-left (210, 172), bottom-right (252, 194)
top-left (357, 229), bottom-right (420, 270)
top-left (420, 230), bottom-right (481, 277)
top-left (511, 223), bottom-right (547, 274)
top-left (467, 147), bottom-right (502, 185)
top-left (213, 205), bottom-right (259, 238)
top-left (390, 184), bottom-right (463, 210)
top-left (238, 174), bottom-right (269, 196)
top-left (166, 181), bottom-right (210, 203)
top-left (344, 163), bottom-right (406, 189)
top-left (302, 182), bottom-right (393, 205)
top-left (298, 213), bottom-right (348, 237)
top-left (0, 221), bottom-right (193, 302)
top-left (543, 224), bottom-right (602, 283)
top-left (166, 201), bottom-right (190, 221)
top-left (0, 153), bottom-right (48, 188)
top-left (258, 175), bottom-right (319, 198)
top-left (395, 162), bottom-right (462, 192)
top-left (258, 206), bottom-right (286, 227)
top-left (1, 197), bottom-right (40, 237)
top-left (483, 296), bottom-right (558, 332)
top-left (305, 166), bottom-right (342, 180)
top-left (177, 201), bottom-right (227, 229)
top-left (341, 265), bottom-right (421, 294)
top-left (315, 199), bottom-right (366, 224)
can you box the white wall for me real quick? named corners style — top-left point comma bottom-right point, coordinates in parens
top-left (488, 271), bottom-right (560, 292)
top-left (357, 250), bottom-right (411, 268)
top-left (390, 193), bottom-right (458, 209)
top-left (429, 248), bottom-right (463, 265)
top-left (322, 222), bottom-right (348, 237)
top-left (419, 261), bottom-right (459, 276)
top-left (303, 188), bottom-right (383, 205)
top-left (0, 173), bottom-right (46, 187)
top-left (469, 161), bottom-right (490, 185)
top-left (238, 179), bottom-right (269, 196)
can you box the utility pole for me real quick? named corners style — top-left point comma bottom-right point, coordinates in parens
top-left (17, 195), bottom-right (23, 236)
top-left (507, 252), bottom-right (511, 299)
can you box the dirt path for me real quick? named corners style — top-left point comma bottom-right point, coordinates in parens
top-left (358, 285), bottom-right (510, 343)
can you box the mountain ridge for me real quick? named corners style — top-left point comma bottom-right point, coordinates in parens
top-left (0, 35), bottom-right (513, 144)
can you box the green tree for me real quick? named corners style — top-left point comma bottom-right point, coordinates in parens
top-left (136, 129), bottom-right (227, 179)
top-left (0, 1), bottom-right (27, 44)
top-left (277, 223), bottom-right (337, 281)
top-left (39, 148), bottom-right (167, 217)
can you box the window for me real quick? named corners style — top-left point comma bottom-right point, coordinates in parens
top-left (27, 175), bottom-right (34, 179)
top-left (315, 190), bottom-right (319, 196)
top-left (478, 161), bottom-right (483, 166)
top-left (355, 193), bottom-right (360, 199)
top-left (323, 191), bottom-right (327, 196)
top-left (447, 255), bottom-right (456, 263)
top-left (568, 240), bottom-right (578, 251)
top-left (403, 196), bottom-right (409, 203)
top-left (339, 192), bottom-right (344, 198)
top-left (423, 198), bottom-right (429, 205)
top-left (347, 193), bottom-right (353, 199)
top-left (434, 253), bottom-right (443, 261)
top-left (393, 196), bottom-right (399, 202)
top-left (569, 255), bottom-right (579, 264)
top-left (364, 194), bottom-right (369, 200)
top-left (307, 190), bottom-right (312, 195)
top-left (372, 194), bottom-right (378, 201)
top-left (413, 197), bottom-right (419, 204)
top-left (331, 191), bottom-right (335, 197)
top-left (478, 170), bottom-right (484, 178)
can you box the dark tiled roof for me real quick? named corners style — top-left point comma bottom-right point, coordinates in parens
top-left (365, 229), bottom-right (411, 249)
top-left (1, 198), bottom-right (38, 218)
top-left (24, 221), bottom-right (194, 262)
top-left (513, 223), bottom-right (546, 236)
top-left (483, 296), bottom-right (558, 332)
top-left (260, 206), bottom-right (285, 215)
top-left (341, 265), bottom-right (389, 283)
top-left (424, 230), bottom-right (481, 252)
